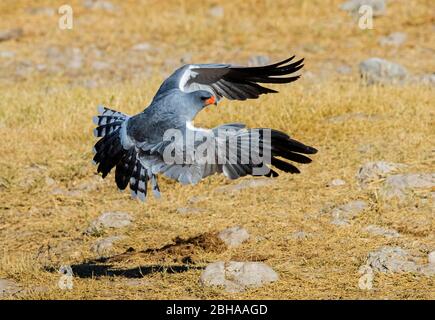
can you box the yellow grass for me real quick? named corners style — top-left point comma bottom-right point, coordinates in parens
top-left (0, 0), bottom-right (434, 299)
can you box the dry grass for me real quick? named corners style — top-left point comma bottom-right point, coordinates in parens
top-left (0, 0), bottom-right (434, 299)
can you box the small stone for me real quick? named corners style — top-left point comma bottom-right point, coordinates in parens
top-left (83, 0), bottom-right (116, 11)
top-left (359, 58), bottom-right (408, 85)
top-left (248, 55), bottom-right (270, 67)
top-left (177, 207), bottom-right (205, 214)
top-left (0, 51), bottom-right (15, 58)
top-left (364, 246), bottom-right (420, 273)
top-left (417, 74), bottom-right (435, 86)
top-left (330, 200), bottom-right (367, 226)
top-left (131, 42), bottom-right (152, 51)
top-left (0, 279), bottom-right (21, 296)
top-left (380, 173), bottom-right (435, 200)
top-left (215, 178), bottom-right (275, 193)
top-left (428, 252), bottom-right (435, 265)
top-left (379, 32), bottom-right (407, 46)
top-left (291, 231), bottom-right (311, 240)
top-left (27, 7), bottom-right (55, 16)
top-left (86, 211), bottom-right (133, 234)
top-left (340, 0), bottom-right (386, 16)
top-left (92, 61), bottom-right (110, 70)
top-left (357, 161), bottom-right (405, 187)
top-left (363, 225), bottom-right (400, 238)
top-left (218, 226), bottom-right (250, 248)
top-left (209, 6), bottom-right (224, 18)
top-left (358, 272), bottom-right (373, 290)
top-left (200, 261), bottom-right (278, 292)
top-left (91, 235), bottom-right (126, 257)
top-left (336, 65), bottom-right (352, 74)
top-left (0, 28), bottom-right (23, 42)
top-left (327, 179), bottom-right (346, 187)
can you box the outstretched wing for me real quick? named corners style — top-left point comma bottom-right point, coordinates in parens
top-left (136, 123), bottom-right (317, 185)
top-left (156, 56), bottom-right (304, 102)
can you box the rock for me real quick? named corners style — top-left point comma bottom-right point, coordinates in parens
top-left (327, 179), bottom-right (346, 187)
top-left (248, 55), bottom-right (270, 67)
top-left (363, 225), bottom-right (400, 238)
top-left (379, 32), bottom-right (407, 46)
top-left (83, 0), bottom-right (116, 11)
top-left (218, 226), bottom-right (250, 248)
top-left (209, 6), bottom-right (224, 18)
top-left (357, 161), bottom-right (405, 187)
top-left (86, 211), bottom-right (133, 234)
top-left (187, 195), bottom-right (208, 204)
top-left (0, 28), bottom-right (23, 42)
top-left (291, 231), bottom-right (311, 240)
top-left (428, 252), bottom-right (435, 265)
top-left (417, 73), bottom-right (435, 86)
top-left (0, 51), bottom-right (15, 58)
top-left (200, 261), bottom-right (278, 292)
top-left (215, 178), bottom-right (275, 193)
top-left (330, 200), bottom-right (368, 226)
top-left (177, 207), bottom-right (205, 214)
top-left (68, 48), bottom-right (83, 70)
top-left (363, 246), bottom-right (420, 273)
top-left (359, 58), bottom-right (408, 85)
top-left (27, 7), bottom-right (55, 16)
top-left (336, 65), bottom-right (352, 74)
top-left (90, 235), bottom-right (126, 257)
top-left (340, 0), bottom-right (386, 16)
top-left (92, 61), bottom-right (110, 70)
top-left (358, 271), bottom-right (373, 290)
top-left (131, 42), bottom-right (152, 51)
top-left (380, 173), bottom-right (435, 200)
top-left (0, 279), bottom-right (21, 296)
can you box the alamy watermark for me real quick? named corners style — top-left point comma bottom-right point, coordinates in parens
top-left (160, 124), bottom-right (272, 176)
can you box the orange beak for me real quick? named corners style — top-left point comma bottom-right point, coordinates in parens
top-left (204, 96), bottom-right (216, 106)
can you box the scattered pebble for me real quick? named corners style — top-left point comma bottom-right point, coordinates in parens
top-left (177, 207), bottom-right (205, 214)
top-left (291, 231), bottom-right (311, 240)
top-left (209, 6), bottom-right (224, 18)
top-left (218, 226), bottom-right (250, 248)
top-left (380, 173), bottom-right (435, 200)
top-left (131, 42), bottom-right (152, 51)
top-left (340, 0), bottom-right (386, 16)
top-left (330, 200), bottom-right (368, 226)
top-left (357, 161), bottom-right (405, 187)
top-left (86, 211), bottom-right (133, 234)
top-left (215, 178), bottom-right (275, 193)
top-left (200, 261), bottom-right (278, 292)
top-left (0, 279), bottom-right (21, 296)
top-left (379, 32), bottom-right (407, 46)
top-left (0, 51), bottom-right (15, 58)
top-left (359, 58), bottom-right (408, 85)
top-left (90, 235), bottom-right (126, 257)
top-left (327, 179), bottom-right (346, 187)
top-left (83, 0), bottom-right (116, 11)
top-left (363, 225), bottom-right (400, 238)
top-left (0, 28), bottom-right (23, 42)
top-left (92, 61), bottom-right (110, 70)
top-left (428, 251), bottom-right (435, 265)
top-left (362, 246), bottom-right (422, 274)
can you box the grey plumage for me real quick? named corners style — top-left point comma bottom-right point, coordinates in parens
top-left (92, 56), bottom-right (317, 202)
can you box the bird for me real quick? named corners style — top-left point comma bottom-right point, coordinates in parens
top-left (92, 56), bottom-right (317, 201)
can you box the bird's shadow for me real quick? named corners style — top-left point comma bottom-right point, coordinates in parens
top-left (66, 263), bottom-right (203, 279)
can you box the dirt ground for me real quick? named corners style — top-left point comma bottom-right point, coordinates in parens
top-left (0, 0), bottom-right (434, 299)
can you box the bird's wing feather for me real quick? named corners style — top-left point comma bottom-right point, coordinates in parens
top-left (178, 56), bottom-right (304, 102)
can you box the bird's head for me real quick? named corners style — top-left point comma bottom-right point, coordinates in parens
top-left (194, 90), bottom-right (217, 108)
